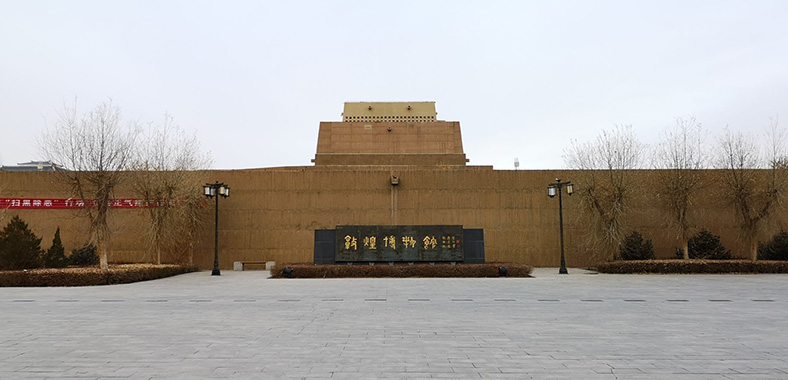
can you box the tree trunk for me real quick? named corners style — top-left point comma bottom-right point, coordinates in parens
top-left (99, 244), bottom-right (109, 270)
top-left (608, 244), bottom-right (617, 261)
top-left (91, 229), bottom-right (109, 270)
top-left (750, 240), bottom-right (759, 262)
top-left (682, 239), bottom-right (689, 260)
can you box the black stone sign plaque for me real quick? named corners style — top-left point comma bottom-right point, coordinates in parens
top-left (335, 225), bottom-right (464, 262)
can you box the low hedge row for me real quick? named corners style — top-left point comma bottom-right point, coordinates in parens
top-left (0, 264), bottom-right (199, 287)
top-left (270, 263), bottom-right (532, 278)
top-left (596, 260), bottom-right (788, 274)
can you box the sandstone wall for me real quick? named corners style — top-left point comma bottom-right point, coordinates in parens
top-left (1, 167), bottom-right (781, 269)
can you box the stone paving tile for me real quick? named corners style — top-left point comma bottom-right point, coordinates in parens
top-left (1, 268), bottom-right (788, 379)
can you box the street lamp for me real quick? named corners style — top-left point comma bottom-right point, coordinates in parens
top-left (203, 181), bottom-right (230, 276)
top-left (548, 178), bottom-right (573, 274)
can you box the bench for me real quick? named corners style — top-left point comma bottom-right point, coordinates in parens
top-left (233, 261), bottom-right (276, 271)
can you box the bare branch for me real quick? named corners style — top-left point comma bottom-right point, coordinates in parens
top-left (715, 119), bottom-right (788, 260)
top-left (653, 117), bottom-right (707, 259)
top-left (131, 113), bottom-right (212, 264)
top-left (564, 124), bottom-right (644, 261)
top-left (38, 100), bottom-right (138, 269)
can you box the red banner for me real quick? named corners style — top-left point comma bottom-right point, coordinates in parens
top-left (0, 198), bottom-right (148, 210)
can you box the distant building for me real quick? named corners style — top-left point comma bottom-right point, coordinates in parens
top-left (0, 161), bottom-right (64, 172)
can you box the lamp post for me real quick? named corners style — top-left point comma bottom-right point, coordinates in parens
top-left (203, 181), bottom-right (230, 276)
top-left (548, 178), bottom-right (573, 274)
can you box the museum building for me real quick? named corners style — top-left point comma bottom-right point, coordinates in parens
top-left (0, 102), bottom-right (754, 268)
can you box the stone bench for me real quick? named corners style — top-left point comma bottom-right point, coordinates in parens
top-left (233, 261), bottom-right (276, 271)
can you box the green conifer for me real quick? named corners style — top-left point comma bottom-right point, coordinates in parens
top-left (0, 215), bottom-right (43, 270)
top-left (42, 227), bottom-right (68, 268)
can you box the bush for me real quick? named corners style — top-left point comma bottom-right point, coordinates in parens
top-left (270, 262), bottom-right (533, 278)
top-left (0, 216), bottom-right (43, 270)
top-left (69, 243), bottom-right (99, 266)
top-left (597, 259), bottom-right (788, 274)
top-left (759, 230), bottom-right (788, 260)
top-left (0, 264), bottom-right (199, 287)
top-left (42, 227), bottom-right (68, 268)
top-left (619, 231), bottom-right (655, 260)
top-left (685, 229), bottom-right (731, 260)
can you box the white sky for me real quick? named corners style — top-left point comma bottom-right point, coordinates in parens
top-left (1, 0), bottom-right (787, 170)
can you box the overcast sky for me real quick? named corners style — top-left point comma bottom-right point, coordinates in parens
top-left (2, 0), bottom-right (787, 170)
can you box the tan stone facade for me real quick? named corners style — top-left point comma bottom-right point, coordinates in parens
top-left (1, 166), bottom-right (761, 269)
top-left (313, 121), bottom-right (467, 166)
top-left (0, 103), bottom-right (781, 269)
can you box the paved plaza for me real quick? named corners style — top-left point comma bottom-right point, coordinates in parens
top-left (1, 268), bottom-right (788, 380)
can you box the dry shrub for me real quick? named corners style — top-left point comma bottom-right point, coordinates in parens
top-left (270, 263), bottom-right (532, 279)
top-left (0, 264), bottom-right (198, 287)
top-left (596, 259), bottom-right (788, 274)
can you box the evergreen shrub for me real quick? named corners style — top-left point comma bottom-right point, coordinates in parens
top-left (42, 227), bottom-right (68, 268)
top-left (686, 229), bottom-right (731, 260)
top-left (759, 230), bottom-right (788, 260)
top-left (0, 216), bottom-right (43, 270)
top-left (69, 243), bottom-right (99, 266)
top-left (619, 231), bottom-right (655, 260)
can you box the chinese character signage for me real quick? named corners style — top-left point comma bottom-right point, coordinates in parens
top-left (0, 198), bottom-right (148, 209)
top-left (336, 225), bottom-right (463, 262)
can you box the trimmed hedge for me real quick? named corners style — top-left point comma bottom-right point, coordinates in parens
top-left (270, 263), bottom-right (532, 278)
top-left (596, 260), bottom-right (788, 274)
top-left (0, 264), bottom-right (199, 287)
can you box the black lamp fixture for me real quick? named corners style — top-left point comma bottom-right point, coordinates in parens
top-left (548, 178), bottom-right (573, 274)
top-left (203, 181), bottom-right (230, 276)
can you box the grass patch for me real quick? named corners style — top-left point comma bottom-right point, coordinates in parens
top-left (270, 263), bottom-right (532, 278)
top-left (0, 264), bottom-right (199, 287)
top-left (596, 259), bottom-right (788, 274)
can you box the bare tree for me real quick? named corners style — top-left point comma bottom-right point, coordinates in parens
top-left (39, 100), bottom-right (138, 270)
top-left (565, 125), bottom-right (644, 261)
top-left (653, 117), bottom-right (707, 259)
top-left (132, 114), bottom-right (211, 265)
top-left (716, 120), bottom-right (788, 261)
